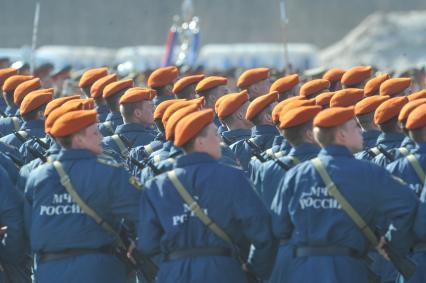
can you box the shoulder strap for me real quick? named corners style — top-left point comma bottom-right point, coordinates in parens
top-left (398, 147), bottom-right (410, 156)
top-left (52, 160), bottom-right (125, 247)
top-left (11, 117), bottom-right (20, 131)
top-left (265, 148), bottom-right (274, 158)
top-left (405, 154), bottom-right (426, 186)
top-left (287, 156), bottom-right (301, 165)
top-left (370, 147), bottom-right (381, 157)
top-left (310, 158), bottom-right (378, 246)
top-left (144, 144), bottom-right (154, 155)
top-left (153, 155), bottom-right (162, 163)
top-left (166, 170), bottom-right (233, 245)
top-left (111, 134), bottom-right (129, 157)
top-left (103, 121), bottom-right (114, 135)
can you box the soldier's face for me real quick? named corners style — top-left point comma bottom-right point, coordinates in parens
top-left (199, 123), bottom-right (221, 160)
top-left (140, 100), bottom-right (154, 124)
top-left (75, 124), bottom-right (102, 155)
top-left (341, 119), bottom-right (363, 153)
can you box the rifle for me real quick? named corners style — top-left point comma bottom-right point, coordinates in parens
top-left (376, 145), bottom-right (395, 163)
top-left (122, 138), bottom-right (161, 176)
top-left (117, 220), bottom-right (158, 283)
top-left (246, 139), bottom-right (267, 163)
top-left (13, 132), bottom-right (47, 162)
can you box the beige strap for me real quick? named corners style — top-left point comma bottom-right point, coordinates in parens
top-left (265, 148), bottom-right (274, 158)
top-left (111, 135), bottom-right (129, 157)
top-left (167, 170), bottom-right (233, 245)
top-left (287, 156), bottom-right (301, 165)
top-left (52, 160), bottom-right (125, 248)
top-left (310, 158), bottom-right (378, 246)
top-left (12, 117), bottom-right (20, 131)
top-left (103, 121), bottom-right (114, 135)
top-left (370, 147), bottom-right (381, 157)
top-left (405, 154), bottom-right (426, 186)
top-left (398, 147), bottom-right (410, 156)
top-left (274, 151), bottom-right (285, 158)
top-left (153, 155), bottom-right (162, 163)
top-left (144, 144), bottom-right (154, 155)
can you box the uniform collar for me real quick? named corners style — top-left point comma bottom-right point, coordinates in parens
top-left (174, 152), bottom-right (217, 168)
top-left (47, 141), bottom-right (62, 155)
top-left (413, 142), bottom-right (426, 154)
top-left (57, 148), bottom-right (97, 161)
top-left (20, 119), bottom-right (44, 130)
top-left (363, 130), bottom-right (380, 139)
top-left (251, 124), bottom-right (279, 137)
top-left (319, 144), bottom-right (354, 158)
top-left (376, 132), bottom-right (405, 145)
top-left (401, 136), bottom-right (415, 148)
top-left (96, 104), bottom-right (108, 112)
top-left (155, 131), bottom-right (166, 143)
top-left (114, 123), bottom-right (150, 134)
top-left (272, 135), bottom-right (284, 147)
top-left (105, 111), bottom-right (122, 121)
top-left (5, 105), bottom-right (18, 116)
top-left (289, 143), bottom-right (320, 156)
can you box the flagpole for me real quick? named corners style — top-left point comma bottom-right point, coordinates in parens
top-left (280, 0), bottom-right (290, 73)
top-left (30, 2), bottom-right (41, 75)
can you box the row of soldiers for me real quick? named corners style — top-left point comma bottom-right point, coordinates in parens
top-left (0, 63), bottom-right (425, 283)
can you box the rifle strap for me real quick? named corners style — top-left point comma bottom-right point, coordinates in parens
top-left (405, 154), bottom-right (426, 186)
top-left (166, 170), bottom-right (233, 245)
top-left (398, 147), bottom-right (410, 156)
top-left (310, 158), bottom-right (378, 246)
top-left (370, 147), bottom-right (381, 157)
top-left (103, 121), bottom-right (114, 136)
top-left (287, 156), bottom-right (301, 166)
top-left (52, 160), bottom-right (125, 248)
top-left (144, 144), bottom-right (154, 155)
top-left (111, 134), bottom-right (129, 158)
top-left (12, 117), bottom-right (20, 131)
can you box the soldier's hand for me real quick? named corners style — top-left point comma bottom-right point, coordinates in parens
top-left (126, 239), bottom-right (137, 265)
top-left (376, 236), bottom-right (390, 261)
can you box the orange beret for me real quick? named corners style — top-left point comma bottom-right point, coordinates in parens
top-left (341, 66), bottom-right (372, 86)
top-left (270, 74), bottom-right (299, 93)
top-left (147, 66), bottom-right (178, 88)
top-left (406, 104), bottom-right (426, 130)
top-left (313, 107), bottom-right (355, 128)
top-left (354, 95), bottom-right (389, 116)
top-left (300, 79), bottom-right (330, 97)
top-left (90, 74), bottom-right (117, 98)
top-left (79, 67), bottom-right (108, 88)
top-left (330, 88), bottom-right (364, 108)
top-left (408, 89), bottom-right (426, 101)
top-left (174, 109), bottom-right (214, 147)
top-left (0, 68), bottom-right (18, 86)
top-left (45, 99), bottom-right (92, 133)
top-left (14, 78), bottom-right (41, 105)
top-left (272, 96), bottom-right (306, 118)
top-left (380, 78), bottom-right (411, 97)
top-left (20, 89), bottom-right (53, 115)
top-left (2, 75), bottom-right (34, 92)
top-left (364, 74), bottom-right (390, 96)
top-left (165, 104), bottom-right (199, 141)
top-left (162, 100), bottom-right (199, 127)
top-left (214, 93), bottom-right (231, 114)
top-left (119, 87), bottom-right (155, 104)
top-left (50, 110), bottom-right (98, 138)
top-left (102, 79), bottom-right (133, 98)
top-left (64, 98), bottom-right (95, 110)
top-left (153, 99), bottom-right (184, 120)
top-left (374, 96), bottom-right (408, 125)
top-left (44, 94), bottom-right (80, 117)
top-left (237, 68), bottom-right (269, 89)
top-left (245, 91), bottom-right (278, 121)
top-left (217, 91), bottom-right (249, 120)
top-left (281, 99), bottom-right (316, 115)
top-left (280, 105), bottom-right (322, 129)
top-left (322, 68), bottom-right (346, 83)
top-left (191, 96), bottom-right (205, 107)
top-left (173, 74), bottom-right (205, 94)
top-left (398, 98), bottom-right (426, 123)
top-left (195, 76), bottom-right (227, 93)
top-left (315, 92), bottom-right (335, 106)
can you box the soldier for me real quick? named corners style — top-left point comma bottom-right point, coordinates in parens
top-left (299, 79), bottom-right (330, 99)
top-left (271, 107), bottom-right (418, 283)
top-left (0, 68), bottom-right (18, 113)
top-left (380, 78), bottom-right (412, 97)
top-left (315, 91), bottom-right (335, 108)
top-left (172, 74), bottom-right (205, 99)
top-left (102, 87), bottom-right (157, 161)
top-left (98, 79), bottom-right (134, 137)
top-left (341, 65), bottom-right (372, 89)
top-left (90, 74), bottom-right (117, 122)
top-left (322, 68), bottom-right (345, 92)
top-left (78, 67), bottom-right (108, 98)
top-left (137, 109), bottom-right (276, 282)
top-left (230, 91), bottom-right (279, 171)
top-left (363, 73), bottom-right (390, 97)
top-left (215, 91), bottom-right (252, 146)
top-left (329, 88), bottom-right (364, 108)
top-left (269, 74), bottom-right (299, 101)
top-left (0, 87), bottom-right (51, 149)
top-left (147, 66), bottom-right (178, 107)
top-left (237, 68), bottom-right (270, 101)
top-left (25, 109), bottom-right (140, 283)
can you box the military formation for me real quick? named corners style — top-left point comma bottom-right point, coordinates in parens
top-left (0, 62), bottom-right (425, 283)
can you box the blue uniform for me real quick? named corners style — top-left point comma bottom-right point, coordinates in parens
top-left (18, 136), bottom-right (50, 164)
top-left (102, 123), bottom-right (156, 158)
top-left (221, 128), bottom-right (251, 146)
top-left (127, 140), bottom-right (165, 177)
top-left (0, 116), bottom-right (22, 137)
top-left (0, 141), bottom-right (23, 168)
top-left (271, 145), bottom-right (418, 283)
top-left (0, 165), bottom-right (30, 283)
top-left (362, 129), bottom-right (380, 150)
top-left (95, 104), bottom-right (109, 123)
top-left (413, 179), bottom-right (426, 283)
top-left (25, 149), bottom-right (141, 283)
top-left (372, 136), bottom-right (417, 168)
top-left (230, 125), bottom-right (279, 171)
top-left (355, 132), bottom-right (405, 161)
top-left (0, 120), bottom-right (45, 149)
top-left (137, 152), bottom-right (277, 282)
top-left (4, 105), bottom-right (18, 117)
top-left (0, 152), bottom-right (19, 185)
top-left (98, 111), bottom-right (123, 137)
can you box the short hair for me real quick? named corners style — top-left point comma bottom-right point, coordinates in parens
top-left (283, 122), bottom-right (313, 146)
top-left (378, 117), bottom-right (398, 133)
top-left (181, 124), bottom-right (210, 153)
top-left (251, 105), bottom-right (273, 125)
top-left (56, 135), bottom-right (73, 149)
top-left (409, 127), bottom-right (426, 143)
top-left (80, 86), bottom-right (91, 97)
top-left (120, 101), bottom-right (143, 121)
top-left (175, 85), bottom-right (195, 99)
top-left (152, 86), bottom-right (167, 97)
top-left (355, 112), bottom-right (374, 131)
top-left (313, 126), bottom-right (339, 147)
top-left (105, 88), bottom-right (127, 112)
top-left (196, 88), bottom-right (215, 98)
top-left (21, 105), bottom-right (45, 122)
